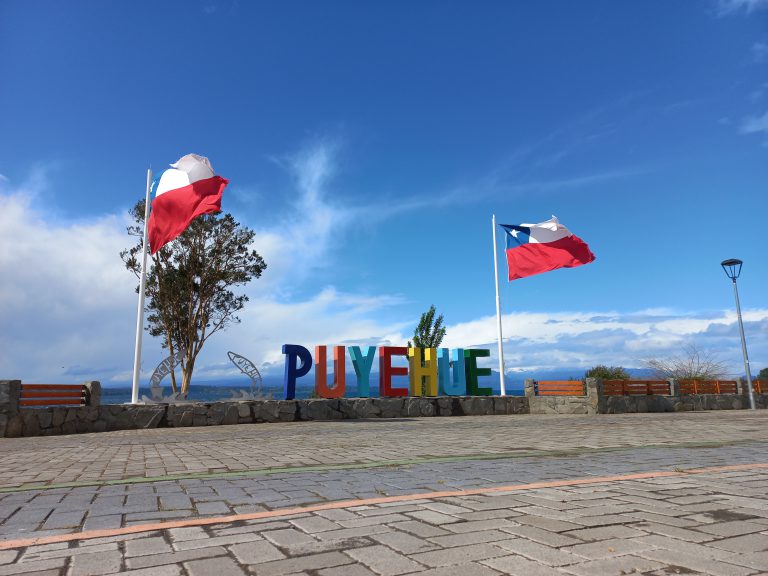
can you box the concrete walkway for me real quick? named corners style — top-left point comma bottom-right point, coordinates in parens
top-left (0, 411), bottom-right (766, 574)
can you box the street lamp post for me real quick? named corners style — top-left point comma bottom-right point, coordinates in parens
top-left (721, 259), bottom-right (756, 410)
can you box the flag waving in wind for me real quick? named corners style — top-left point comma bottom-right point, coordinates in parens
top-left (500, 216), bottom-right (595, 281)
top-left (147, 154), bottom-right (228, 254)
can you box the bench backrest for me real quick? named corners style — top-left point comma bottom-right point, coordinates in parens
top-left (602, 380), bottom-right (670, 396)
top-left (20, 384), bottom-right (87, 407)
top-left (535, 380), bottom-right (585, 396)
top-left (678, 380), bottom-right (738, 395)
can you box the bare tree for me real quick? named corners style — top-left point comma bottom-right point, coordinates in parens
top-left (642, 344), bottom-right (728, 380)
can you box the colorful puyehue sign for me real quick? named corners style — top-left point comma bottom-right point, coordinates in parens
top-left (282, 345), bottom-right (494, 400)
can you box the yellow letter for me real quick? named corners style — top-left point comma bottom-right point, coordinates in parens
top-left (408, 347), bottom-right (438, 396)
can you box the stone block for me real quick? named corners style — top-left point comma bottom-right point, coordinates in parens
top-left (378, 398), bottom-right (404, 418)
top-left (21, 410), bottom-right (41, 436)
top-left (223, 404), bottom-right (239, 425)
top-left (134, 407), bottom-right (165, 429)
top-left (84, 381), bottom-right (101, 407)
top-left (300, 399), bottom-right (342, 420)
top-left (5, 414), bottom-right (21, 437)
top-left (278, 400), bottom-right (298, 421)
top-left (37, 410), bottom-right (53, 430)
top-left (460, 396), bottom-right (494, 415)
top-left (236, 403), bottom-right (250, 418)
top-left (438, 396), bottom-right (455, 416)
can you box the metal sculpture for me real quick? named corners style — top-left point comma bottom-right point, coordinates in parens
top-left (141, 349), bottom-right (186, 403)
top-left (227, 351), bottom-right (266, 399)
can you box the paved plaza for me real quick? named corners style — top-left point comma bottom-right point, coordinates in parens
top-left (0, 411), bottom-right (766, 574)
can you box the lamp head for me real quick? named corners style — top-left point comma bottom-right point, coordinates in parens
top-left (721, 258), bottom-right (743, 280)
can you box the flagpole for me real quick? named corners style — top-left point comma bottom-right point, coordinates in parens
top-left (131, 168), bottom-right (153, 404)
top-left (492, 214), bottom-right (506, 396)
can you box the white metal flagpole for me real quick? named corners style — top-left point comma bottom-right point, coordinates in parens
top-left (131, 168), bottom-right (153, 404)
top-left (492, 214), bottom-right (507, 396)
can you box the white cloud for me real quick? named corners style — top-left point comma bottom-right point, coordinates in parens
top-left (444, 308), bottom-right (768, 377)
top-left (740, 111), bottom-right (768, 134)
top-left (246, 142), bottom-right (352, 294)
top-left (717, 0), bottom-right (768, 15)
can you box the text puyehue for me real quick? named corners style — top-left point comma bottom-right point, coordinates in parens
top-left (282, 345), bottom-right (494, 400)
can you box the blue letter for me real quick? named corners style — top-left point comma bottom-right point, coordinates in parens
top-left (439, 348), bottom-right (466, 395)
top-left (348, 346), bottom-right (376, 397)
top-left (282, 344), bottom-right (312, 400)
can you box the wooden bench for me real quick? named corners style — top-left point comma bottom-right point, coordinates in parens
top-left (20, 384), bottom-right (87, 407)
top-left (535, 380), bottom-right (585, 396)
top-left (678, 380), bottom-right (738, 395)
top-left (602, 380), bottom-right (670, 396)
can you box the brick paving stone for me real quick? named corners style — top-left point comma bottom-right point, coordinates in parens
top-left (0, 558), bottom-right (66, 576)
top-left (185, 556), bottom-right (246, 576)
top-left (314, 525), bottom-right (392, 541)
top-left (628, 521), bottom-right (716, 543)
top-left (345, 544), bottom-right (425, 576)
top-left (124, 536), bottom-right (173, 557)
top-left (230, 540), bottom-right (287, 564)
top-left (443, 519), bottom-right (518, 534)
top-left (499, 524), bottom-right (583, 548)
top-left (696, 520), bottom-right (767, 537)
top-left (20, 543), bottom-right (118, 562)
top-left (563, 554), bottom-right (665, 576)
top-left (41, 511), bottom-right (85, 530)
top-left (289, 516), bottom-right (341, 534)
top-left (415, 563), bottom-right (503, 576)
top-left (370, 531), bottom-right (439, 554)
top-left (120, 566), bottom-right (182, 576)
top-left (428, 530), bottom-right (512, 548)
top-left (126, 546), bottom-right (229, 569)
top-left (340, 514), bottom-right (411, 528)
top-left (389, 521), bottom-right (451, 538)
top-left (482, 554), bottom-right (568, 576)
top-left (494, 539), bottom-right (583, 567)
top-left (513, 515), bottom-right (583, 533)
top-left (563, 524), bottom-right (648, 541)
top-left (707, 532), bottom-right (768, 553)
top-left (245, 551), bottom-right (354, 575)
top-left (317, 564), bottom-right (378, 576)
top-left (195, 501), bottom-right (231, 515)
top-left (174, 532), bottom-right (263, 551)
top-left (411, 543), bottom-right (508, 567)
top-left (68, 550), bottom-right (122, 576)
top-left (167, 526), bottom-right (208, 541)
top-left (725, 551), bottom-right (768, 571)
top-left (407, 511), bottom-right (461, 525)
top-left (562, 537), bottom-right (655, 559)
top-left (638, 548), bottom-right (756, 576)
top-left (0, 552), bottom-right (16, 566)
top-left (263, 528), bottom-right (318, 548)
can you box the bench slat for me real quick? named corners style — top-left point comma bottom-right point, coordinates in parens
top-left (21, 384), bottom-right (84, 391)
top-left (20, 399), bottom-right (84, 406)
top-left (21, 391), bottom-right (84, 398)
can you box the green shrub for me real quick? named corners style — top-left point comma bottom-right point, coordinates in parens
top-left (585, 365), bottom-right (630, 380)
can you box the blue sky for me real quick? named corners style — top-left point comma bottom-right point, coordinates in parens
top-left (1, 0), bottom-right (767, 387)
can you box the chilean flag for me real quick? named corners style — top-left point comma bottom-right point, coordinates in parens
top-left (147, 154), bottom-right (228, 254)
top-left (500, 216), bottom-right (595, 281)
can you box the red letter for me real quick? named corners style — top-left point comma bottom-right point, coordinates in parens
top-left (315, 345), bottom-right (346, 398)
top-left (379, 346), bottom-right (409, 397)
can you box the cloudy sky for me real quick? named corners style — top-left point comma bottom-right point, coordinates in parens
top-left (1, 0), bottom-right (766, 390)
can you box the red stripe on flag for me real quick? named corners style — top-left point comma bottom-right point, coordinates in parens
top-left (506, 235), bottom-right (595, 280)
top-left (148, 176), bottom-right (228, 254)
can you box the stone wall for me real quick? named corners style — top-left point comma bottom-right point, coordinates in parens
top-left (1, 391), bottom-right (529, 438)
